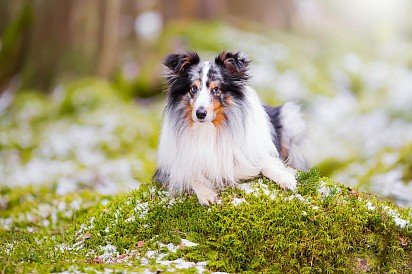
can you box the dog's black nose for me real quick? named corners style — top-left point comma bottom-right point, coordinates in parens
top-left (196, 108), bottom-right (207, 120)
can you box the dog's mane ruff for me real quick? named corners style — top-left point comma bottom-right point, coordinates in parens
top-left (156, 85), bottom-right (278, 193)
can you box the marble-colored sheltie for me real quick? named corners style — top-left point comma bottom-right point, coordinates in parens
top-left (154, 51), bottom-right (307, 205)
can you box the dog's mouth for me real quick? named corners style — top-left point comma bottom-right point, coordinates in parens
top-left (194, 119), bottom-right (212, 124)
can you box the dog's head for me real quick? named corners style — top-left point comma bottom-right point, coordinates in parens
top-left (164, 51), bottom-right (250, 126)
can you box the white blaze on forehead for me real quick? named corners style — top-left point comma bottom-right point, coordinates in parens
top-left (194, 62), bottom-right (212, 110)
top-left (201, 61), bottom-right (211, 86)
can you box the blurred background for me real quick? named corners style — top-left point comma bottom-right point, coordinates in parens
top-left (1, 0), bottom-right (411, 206)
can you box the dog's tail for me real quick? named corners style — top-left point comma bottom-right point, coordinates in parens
top-left (279, 102), bottom-right (308, 170)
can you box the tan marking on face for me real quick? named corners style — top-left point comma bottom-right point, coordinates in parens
top-left (209, 81), bottom-right (218, 90)
top-left (212, 96), bottom-right (230, 127)
top-left (185, 101), bottom-right (194, 126)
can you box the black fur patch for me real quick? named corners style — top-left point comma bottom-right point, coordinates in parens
top-left (263, 105), bottom-right (282, 155)
top-left (164, 51), bottom-right (200, 74)
top-left (163, 52), bottom-right (200, 112)
top-left (215, 51), bottom-right (250, 82)
top-left (153, 168), bottom-right (170, 185)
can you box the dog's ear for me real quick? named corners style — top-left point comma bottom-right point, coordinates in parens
top-left (215, 51), bottom-right (250, 81)
top-left (163, 51), bottom-right (200, 74)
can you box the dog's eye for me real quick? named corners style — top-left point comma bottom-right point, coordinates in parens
top-left (190, 86), bottom-right (198, 94)
top-left (212, 87), bottom-right (221, 96)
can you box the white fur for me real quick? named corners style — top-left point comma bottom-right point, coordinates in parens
top-left (157, 86), bottom-right (297, 205)
top-left (279, 102), bottom-right (308, 170)
top-left (192, 62), bottom-right (214, 123)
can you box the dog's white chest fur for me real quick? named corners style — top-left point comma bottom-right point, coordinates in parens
top-left (172, 122), bottom-right (235, 188)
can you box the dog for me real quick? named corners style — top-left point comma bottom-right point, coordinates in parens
top-left (154, 51), bottom-right (307, 205)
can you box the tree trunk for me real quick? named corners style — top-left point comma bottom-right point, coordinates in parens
top-left (0, 0), bottom-right (123, 92)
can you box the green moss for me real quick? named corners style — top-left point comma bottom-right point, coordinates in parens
top-left (1, 169), bottom-right (410, 273)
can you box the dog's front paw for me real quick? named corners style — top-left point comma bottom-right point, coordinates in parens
top-left (191, 181), bottom-right (219, 206)
top-left (262, 163), bottom-right (297, 191)
top-left (275, 168), bottom-right (297, 191)
top-left (196, 188), bottom-right (218, 206)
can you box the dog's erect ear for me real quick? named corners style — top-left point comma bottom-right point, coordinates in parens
top-left (215, 51), bottom-right (250, 80)
top-left (163, 51), bottom-right (200, 74)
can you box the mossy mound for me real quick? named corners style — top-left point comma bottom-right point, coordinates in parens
top-left (1, 169), bottom-right (411, 273)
